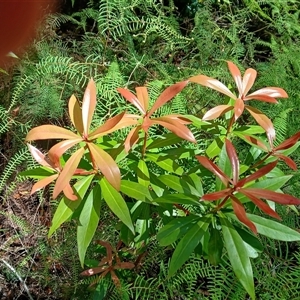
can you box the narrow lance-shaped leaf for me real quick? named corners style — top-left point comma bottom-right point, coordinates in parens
top-left (189, 75), bottom-right (236, 99)
top-left (196, 156), bottom-right (231, 186)
top-left (136, 86), bottom-right (149, 112)
top-left (154, 117), bottom-right (196, 143)
top-left (168, 217), bottom-right (210, 277)
top-left (26, 125), bottom-right (79, 141)
top-left (117, 88), bottom-right (146, 114)
top-left (88, 143), bottom-right (121, 191)
top-left (220, 217), bottom-right (255, 299)
top-left (227, 61), bottom-right (243, 96)
top-left (69, 94), bottom-right (84, 133)
top-left (148, 81), bottom-right (189, 116)
top-left (241, 68), bottom-right (257, 96)
top-left (202, 105), bottom-right (233, 121)
top-left (77, 184), bottom-right (102, 266)
top-left (100, 178), bottom-right (134, 234)
top-left (53, 147), bottom-right (85, 199)
top-left (247, 214), bottom-right (300, 241)
top-left (225, 139), bottom-right (239, 185)
top-left (82, 78), bottom-right (97, 136)
top-left (231, 195), bottom-right (257, 234)
top-left (27, 144), bottom-right (52, 168)
top-left (48, 175), bottom-right (94, 237)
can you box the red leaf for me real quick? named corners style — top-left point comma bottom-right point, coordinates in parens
top-left (31, 174), bottom-right (58, 195)
top-left (231, 196), bottom-right (257, 234)
top-left (68, 94), bottom-right (84, 134)
top-left (52, 148), bottom-right (85, 199)
top-left (246, 87), bottom-right (288, 100)
top-left (124, 126), bottom-right (141, 153)
top-left (196, 156), bottom-right (231, 186)
top-left (243, 135), bottom-right (269, 152)
top-left (26, 125), bottom-right (79, 141)
top-left (237, 161), bottom-right (277, 187)
top-left (246, 106), bottom-right (275, 143)
top-left (242, 188), bottom-right (300, 205)
top-left (233, 98), bottom-right (245, 120)
top-left (27, 144), bottom-right (53, 169)
top-left (227, 61), bottom-right (243, 96)
top-left (242, 68), bottom-right (257, 96)
top-left (82, 78), bottom-right (97, 137)
top-left (276, 154), bottom-right (298, 170)
top-left (48, 139), bottom-right (82, 163)
top-left (189, 75), bottom-right (236, 99)
top-left (62, 184), bottom-right (77, 201)
top-left (154, 116), bottom-right (196, 143)
top-left (87, 143), bottom-right (121, 190)
top-left (117, 87), bottom-right (146, 114)
top-left (201, 188), bottom-right (232, 201)
top-left (245, 94), bottom-right (278, 103)
top-left (202, 105), bottom-right (233, 120)
top-left (148, 81), bottom-right (188, 116)
top-left (136, 86), bottom-right (149, 112)
top-left (239, 189), bottom-right (281, 220)
top-left (275, 132), bottom-right (300, 151)
top-left (88, 112), bottom-right (126, 139)
top-left (225, 139), bottom-right (239, 185)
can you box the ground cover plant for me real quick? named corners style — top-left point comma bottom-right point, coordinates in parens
top-left (21, 60), bottom-right (300, 299)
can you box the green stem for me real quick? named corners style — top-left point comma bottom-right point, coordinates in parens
top-left (141, 131), bottom-right (148, 158)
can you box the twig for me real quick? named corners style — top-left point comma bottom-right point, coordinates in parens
top-left (0, 258), bottom-right (34, 300)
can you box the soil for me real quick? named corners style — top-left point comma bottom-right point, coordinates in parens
top-left (0, 182), bottom-right (58, 300)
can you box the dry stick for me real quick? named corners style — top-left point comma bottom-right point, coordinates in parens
top-left (0, 258), bottom-right (34, 300)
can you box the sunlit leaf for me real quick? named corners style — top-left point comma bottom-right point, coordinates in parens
top-left (48, 175), bottom-right (94, 237)
top-left (78, 184), bottom-right (102, 266)
top-left (189, 75), bottom-right (236, 99)
top-left (26, 125), bottom-right (79, 141)
top-left (168, 217), bottom-right (210, 277)
top-left (117, 87), bottom-right (146, 114)
top-left (69, 94), bottom-right (84, 133)
top-left (100, 178), bottom-right (134, 234)
top-left (148, 81), bottom-right (189, 116)
top-left (88, 143), bottom-right (121, 191)
top-left (220, 217), bottom-right (254, 299)
top-left (247, 214), bottom-right (300, 241)
top-left (82, 78), bottom-right (97, 136)
top-left (53, 148), bottom-right (85, 199)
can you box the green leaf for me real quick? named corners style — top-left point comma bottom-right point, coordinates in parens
top-left (183, 173), bottom-right (203, 197)
top-left (233, 125), bottom-right (265, 135)
top-left (147, 133), bottom-right (183, 149)
top-left (154, 193), bottom-right (200, 205)
top-left (77, 184), bottom-right (102, 267)
top-left (120, 180), bottom-right (153, 202)
top-left (247, 214), bottom-right (300, 241)
top-left (100, 178), bottom-right (134, 234)
top-left (48, 175), bottom-right (94, 237)
top-left (208, 228), bottom-right (223, 265)
top-left (158, 175), bottom-right (200, 197)
top-left (157, 216), bottom-right (198, 246)
top-left (137, 160), bottom-right (150, 187)
top-left (216, 142), bottom-right (231, 191)
top-left (164, 147), bottom-right (198, 159)
top-left (220, 217), bottom-right (255, 299)
top-left (146, 153), bottom-right (184, 175)
top-left (19, 167), bottom-right (55, 179)
top-left (234, 226), bottom-right (263, 258)
top-left (206, 136), bottom-right (225, 158)
top-left (168, 217), bottom-right (211, 277)
top-left (184, 114), bottom-right (210, 128)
